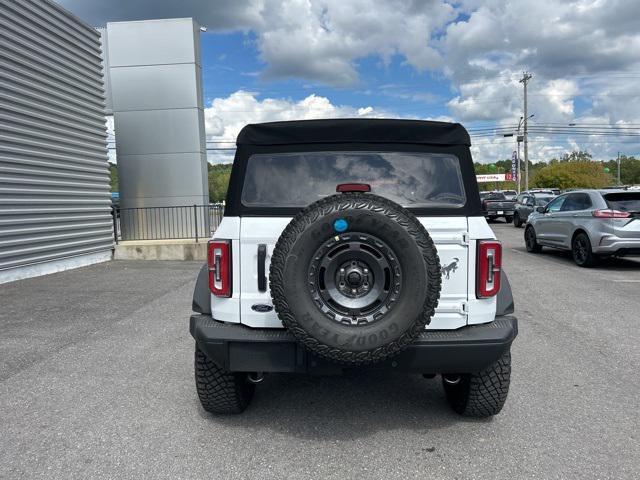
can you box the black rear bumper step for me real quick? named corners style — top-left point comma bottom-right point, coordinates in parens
top-left (190, 315), bottom-right (518, 374)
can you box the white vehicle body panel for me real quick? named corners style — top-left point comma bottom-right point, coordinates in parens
top-left (210, 214), bottom-right (498, 330)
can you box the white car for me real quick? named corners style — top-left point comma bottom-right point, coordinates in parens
top-left (190, 119), bottom-right (518, 418)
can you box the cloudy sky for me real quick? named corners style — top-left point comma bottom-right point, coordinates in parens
top-left (61, 0), bottom-right (640, 164)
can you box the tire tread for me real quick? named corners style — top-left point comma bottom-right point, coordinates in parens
top-left (444, 351), bottom-right (511, 418)
top-left (194, 346), bottom-right (254, 414)
top-left (269, 192), bottom-right (441, 366)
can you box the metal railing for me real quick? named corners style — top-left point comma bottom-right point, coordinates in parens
top-left (111, 204), bottom-right (224, 243)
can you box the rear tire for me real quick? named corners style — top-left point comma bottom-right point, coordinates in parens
top-left (513, 213), bottom-right (522, 228)
top-left (443, 351), bottom-right (511, 418)
top-left (572, 232), bottom-right (598, 268)
top-left (525, 226), bottom-right (542, 253)
top-left (505, 216), bottom-right (513, 223)
top-left (194, 345), bottom-right (254, 414)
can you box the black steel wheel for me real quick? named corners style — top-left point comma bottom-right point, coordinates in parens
top-left (309, 233), bottom-right (401, 326)
top-left (270, 192), bottom-right (441, 365)
top-left (572, 232), bottom-right (598, 267)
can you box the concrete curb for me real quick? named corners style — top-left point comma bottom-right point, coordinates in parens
top-left (114, 240), bottom-right (207, 261)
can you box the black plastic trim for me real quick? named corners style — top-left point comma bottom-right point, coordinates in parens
top-left (257, 244), bottom-right (267, 292)
top-left (236, 119), bottom-right (471, 146)
top-left (191, 264), bottom-right (211, 314)
top-left (190, 315), bottom-right (517, 374)
top-left (496, 272), bottom-right (515, 316)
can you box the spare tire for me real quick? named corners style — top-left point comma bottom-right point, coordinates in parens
top-left (269, 192), bottom-right (441, 365)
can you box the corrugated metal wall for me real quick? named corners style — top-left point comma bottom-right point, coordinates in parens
top-left (0, 0), bottom-right (113, 277)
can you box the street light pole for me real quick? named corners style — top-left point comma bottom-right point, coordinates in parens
top-left (519, 72), bottom-right (533, 191)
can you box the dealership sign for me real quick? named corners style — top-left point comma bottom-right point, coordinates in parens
top-left (477, 173), bottom-right (515, 183)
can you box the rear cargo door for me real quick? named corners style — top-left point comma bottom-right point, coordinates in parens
top-left (417, 217), bottom-right (469, 329)
top-left (604, 192), bottom-right (640, 239)
top-left (236, 148), bottom-right (471, 330)
top-left (238, 216), bottom-right (469, 330)
top-left (238, 217), bottom-right (291, 328)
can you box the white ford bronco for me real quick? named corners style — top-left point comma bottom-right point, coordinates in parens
top-left (190, 119), bottom-right (517, 417)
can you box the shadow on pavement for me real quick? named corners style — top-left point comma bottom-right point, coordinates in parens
top-left (519, 246), bottom-right (640, 271)
top-left (199, 371), bottom-right (491, 440)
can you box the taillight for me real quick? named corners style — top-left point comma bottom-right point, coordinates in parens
top-left (476, 240), bottom-right (502, 298)
top-left (208, 240), bottom-right (231, 297)
top-left (593, 209), bottom-right (630, 218)
top-left (336, 183), bottom-right (371, 193)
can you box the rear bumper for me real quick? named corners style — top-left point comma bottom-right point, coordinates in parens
top-left (190, 314), bottom-right (518, 374)
top-left (593, 236), bottom-right (640, 255)
top-left (483, 210), bottom-right (514, 217)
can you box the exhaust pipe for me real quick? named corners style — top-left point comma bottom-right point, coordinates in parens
top-left (247, 372), bottom-right (265, 384)
top-left (442, 374), bottom-right (461, 385)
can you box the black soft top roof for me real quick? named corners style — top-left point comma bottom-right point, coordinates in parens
top-left (236, 119), bottom-right (471, 147)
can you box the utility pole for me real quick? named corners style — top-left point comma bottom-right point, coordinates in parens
top-left (617, 151), bottom-right (621, 185)
top-left (516, 116), bottom-right (524, 194)
top-left (519, 72), bottom-right (532, 191)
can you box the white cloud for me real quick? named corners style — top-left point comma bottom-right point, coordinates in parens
top-left (254, 0), bottom-right (456, 86)
top-left (441, 0), bottom-right (640, 160)
top-left (62, 0), bottom-right (456, 87)
top-left (204, 90), bottom-right (392, 163)
top-left (64, 0), bottom-right (640, 162)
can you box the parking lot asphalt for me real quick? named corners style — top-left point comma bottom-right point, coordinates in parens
top-left (1, 225), bottom-right (639, 480)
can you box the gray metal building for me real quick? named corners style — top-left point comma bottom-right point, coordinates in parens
top-left (0, 0), bottom-right (113, 283)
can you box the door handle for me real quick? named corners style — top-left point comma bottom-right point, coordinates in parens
top-left (257, 244), bottom-right (267, 292)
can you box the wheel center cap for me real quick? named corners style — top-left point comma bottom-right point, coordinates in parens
top-left (347, 271), bottom-right (362, 286)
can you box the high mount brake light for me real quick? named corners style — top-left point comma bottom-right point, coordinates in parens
top-left (208, 240), bottom-right (232, 297)
top-left (593, 209), bottom-right (631, 218)
top-left (476, 240), bottom-right (501, 298)
top-left (336, 183), bottom-right (371, 193)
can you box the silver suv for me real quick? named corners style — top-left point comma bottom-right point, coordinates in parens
top-left (524, 189), bottom-right (640, 267)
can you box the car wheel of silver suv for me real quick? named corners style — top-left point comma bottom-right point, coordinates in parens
top-left (572, 232), bottom-right (598, 268)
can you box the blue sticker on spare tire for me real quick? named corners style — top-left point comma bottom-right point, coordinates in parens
top-left (333, 218), bottom-right (348, 232)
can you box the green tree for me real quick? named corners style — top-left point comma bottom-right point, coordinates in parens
top-left (208, 163), bottom-right (232, 202)
top-left (559, 150), bottom-right (593, 162)
top-left (108, 162), bottom-right (118, 192)
top-left (603, 155), bottom-right (640, 185)
top-left (531, 161), bottom-right (612, 189)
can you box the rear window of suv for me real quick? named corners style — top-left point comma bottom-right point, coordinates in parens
top-left (241, 151), bottom-right (466, 208)
top-left (604, 192), bottom-right (640, 212)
